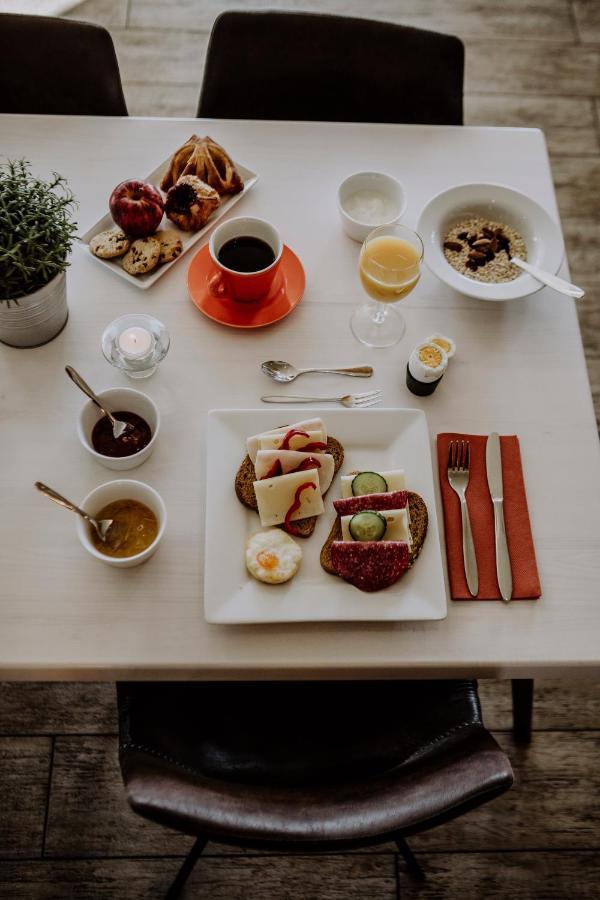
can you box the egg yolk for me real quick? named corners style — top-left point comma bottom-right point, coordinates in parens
top-left (257, 550), bottom-right (279, 570)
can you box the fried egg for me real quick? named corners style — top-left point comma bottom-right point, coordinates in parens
top-left (245, 530), bottom-right (302, 584)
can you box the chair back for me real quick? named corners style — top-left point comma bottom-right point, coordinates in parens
top-left (0, 14), bottom-right (127, 115)
top-left (198, 11), bottom-right (463, 125)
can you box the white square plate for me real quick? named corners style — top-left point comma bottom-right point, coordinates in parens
top-left (77, 155), bottom-right (258, 289)
top-left (204, 408), bottom-right (447, 624)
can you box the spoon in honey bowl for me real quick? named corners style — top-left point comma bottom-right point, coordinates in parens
top-left (262, 360), bottom-right (374, 383)
top-left (35, 481), bottom-right (122, 547)
top-left (65, 365), bottom-right (132, 440)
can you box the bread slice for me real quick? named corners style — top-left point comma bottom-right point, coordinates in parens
top-left (235, 436), bottom-right (345, 538)
top-left (320, 491), bottom-right (428, 575)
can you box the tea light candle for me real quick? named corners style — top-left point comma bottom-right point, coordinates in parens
top-left (102, 314), bottom-right (170, 380)
top-left (118, 326), bottom-right (154, 360)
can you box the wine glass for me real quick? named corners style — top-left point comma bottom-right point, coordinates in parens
top-left (351, 223), bottom-right (424, 348)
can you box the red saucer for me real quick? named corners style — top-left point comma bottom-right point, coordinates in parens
top-left (187, 244), bottom-right (305, 329)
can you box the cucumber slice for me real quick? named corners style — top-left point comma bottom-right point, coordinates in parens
top-left (351, 471), bottom-right (388, 496)
top-left (349, 511), bottom-right (387, 542)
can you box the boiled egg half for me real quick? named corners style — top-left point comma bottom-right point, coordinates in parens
top-left (245, 529), bottom-right (303, 584)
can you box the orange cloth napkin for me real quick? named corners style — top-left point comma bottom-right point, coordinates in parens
top-left (437, 434), bottom-right (541, 601)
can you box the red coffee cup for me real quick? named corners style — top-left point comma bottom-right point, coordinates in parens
top-left (209, 217), bottom-right (283, 301)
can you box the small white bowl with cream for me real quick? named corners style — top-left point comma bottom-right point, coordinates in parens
top-left (337, 172), bottom-right (406, 242)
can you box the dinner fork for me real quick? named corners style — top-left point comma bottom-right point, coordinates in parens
top-left (260, 390), bottom-right (382, 408)
top-left (447, 440), bottom-right (479, 597)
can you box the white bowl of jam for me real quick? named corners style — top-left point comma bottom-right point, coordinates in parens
top-left (78, 387), bottom-right (159, 470)
top-left (76, 479), bottom-right (167, 567)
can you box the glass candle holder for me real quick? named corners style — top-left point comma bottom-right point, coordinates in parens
top-left (102, 314), bottom-right (169, 379)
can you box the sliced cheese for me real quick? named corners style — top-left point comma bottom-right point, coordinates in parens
top-left (341, 469), bottom-right (406, 499)
top-left (253, 469), bottom-right (323, 527)
top-left (246, 419), bottom-right (326, 463)
top-left (254, 450), bottom-right (335, 494)
top-left (259, 429), bottom-right (325, 453)
top-left (341, 508), bottom-right (411, 545)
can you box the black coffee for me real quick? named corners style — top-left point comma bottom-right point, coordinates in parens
top-left (218, 236), bottom-right (276, 273)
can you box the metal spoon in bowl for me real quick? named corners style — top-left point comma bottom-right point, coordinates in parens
top-left (35, 481), bottom-right (118, 545)
top-left (65, 365), bottom-right (132, 440)
top-left (510, 258), bottom-right (585, 300)
top-left (262, 360), bottom-right (373, 383)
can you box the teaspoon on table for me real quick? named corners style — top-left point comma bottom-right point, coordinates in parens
top-left (35, 481), bottom-right (118, 545)
top-left (510, 257), bottom-right (585, 300)
top-left (65, 365), bottom-right (132, 440)
top-left (262, 360), bottom-right (373, 383)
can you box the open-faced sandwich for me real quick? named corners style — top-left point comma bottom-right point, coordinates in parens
top-left (320, 468), bottom-right (428, 592)
top-left (235, 418), bottom-right (344, 538)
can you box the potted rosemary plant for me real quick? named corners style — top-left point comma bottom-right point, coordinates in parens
top-left (0, 159), bottom-right (77, 348)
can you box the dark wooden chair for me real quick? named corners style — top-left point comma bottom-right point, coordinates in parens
top-left (118, 679), bottom-right (512, 898)
top-left (0, 14), bottom-right (127, 115)
top-left (197, 11), bottom-right (464, 125)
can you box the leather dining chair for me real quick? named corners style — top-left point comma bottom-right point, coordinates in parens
top-left (0, 14), bottom-right (127, 115)
top-left (118, 679), bottom-right (513, 898)
top-left (197, 11), bottom-right (464, 125)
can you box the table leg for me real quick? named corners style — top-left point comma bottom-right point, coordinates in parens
top-left (511, 679), bottom-right (534, 743)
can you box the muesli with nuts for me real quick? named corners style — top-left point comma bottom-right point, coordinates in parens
top-left (443, 216), bottom-right (527, 283)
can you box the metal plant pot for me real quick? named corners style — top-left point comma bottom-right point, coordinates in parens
top-left (0, 271), bottom-right (68, 348)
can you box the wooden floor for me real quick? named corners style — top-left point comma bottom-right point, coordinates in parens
top-left (2, 1), bottom-right (599, 897)
top-left (1, 680), bottom-right (600, 898)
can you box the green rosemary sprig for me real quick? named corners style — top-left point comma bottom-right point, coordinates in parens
top-left (0, 159), bottom-right (78, 301)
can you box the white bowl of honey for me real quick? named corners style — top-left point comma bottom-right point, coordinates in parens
top-left (76, 479), bottom-right (166, 567)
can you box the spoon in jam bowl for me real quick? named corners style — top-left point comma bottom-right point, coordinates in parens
top-left (35, 481), bottom-right (122, 547)
top-left (261, 360), bottom-right (374, 383)
top-left (65, 365), bottom-right (132, 440)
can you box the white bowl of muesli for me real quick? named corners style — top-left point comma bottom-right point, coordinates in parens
top-left (417, 183), bottom-right (564, 300)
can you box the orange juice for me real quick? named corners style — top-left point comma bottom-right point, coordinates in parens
top-left (359, 235), bottom-right (421, 302)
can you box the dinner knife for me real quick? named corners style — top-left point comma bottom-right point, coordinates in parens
top-left (486, 433), bottom-right (513, 603)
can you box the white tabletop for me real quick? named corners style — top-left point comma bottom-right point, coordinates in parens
top-left (1, 115), bottom-right (600, 680)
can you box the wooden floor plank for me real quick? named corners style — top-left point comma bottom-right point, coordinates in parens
top-left (45, 736), bottom-right (193, 858)
top-left (126, 0), bottom-right (576, 42)
top-left (66, 0), bottom-right (128, 28)
top-left (478, 679), bottom-right (600, 731)
top-left (552, 156), bottom-right (600, 218)
top-left (0, 683), bottom-right (117, 735)
top-left (111, 27), bottom-right (208, 86)
top-left (562, 217), bottom-right (600, 285)
top-left (0, 855), bottom-right (397, 900)
top-left (412, 731), bottom-right (600, 852)
top-left (0, 737), bottom-right (52, 859)
top-left (3, 680), bottom-right (599, 738)
top-left (465, 94), bottom-right (600, 156)
top-left (573, 0), bottom-right (600, 43)
top-left (465, 41), bottom-right (600, 96)
top-left (44, 728), bottom-right (600, 859)
top-left (124, 83), bottom-right (199, 117)
top-left (398, 851), bottom-right (600, 899)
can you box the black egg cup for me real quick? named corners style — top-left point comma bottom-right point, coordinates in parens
top-left (406, 363), bottom-right (443, 396)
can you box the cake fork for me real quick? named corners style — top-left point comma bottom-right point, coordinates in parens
top-left (447, 440), bottom-right (479, 597)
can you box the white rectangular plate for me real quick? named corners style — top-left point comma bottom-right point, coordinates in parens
top-left (204, 408), bottom-right (447, 624)
top-left (77, 155), bottom-right (258, 290)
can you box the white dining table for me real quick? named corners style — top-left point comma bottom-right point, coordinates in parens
top-left (1, 114), bottom-right (599, 681)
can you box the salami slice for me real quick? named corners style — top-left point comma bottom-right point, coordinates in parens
top-left (330, 541), bottom-right (410, 592)
top-left (333, 490), bottom-right (408, 517)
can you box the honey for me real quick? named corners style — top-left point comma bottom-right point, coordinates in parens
top-left (90, 498), bottom-right (158, 558)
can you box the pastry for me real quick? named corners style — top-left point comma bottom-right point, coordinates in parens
top-left (155, 229), bottom-right (183, 264)
top-left (165, 175), bottom-right (220, 232)
top-left (161, 135), bottom-right (243, 196)
top-left (89, 228), bottom-right (130, 259)
top-left (121, 236), bottom-right (161, 276)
